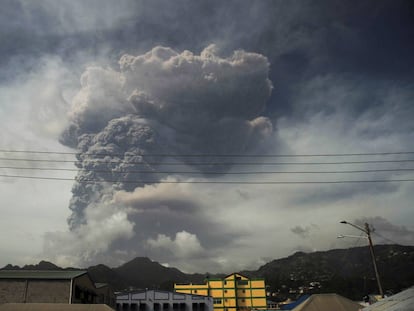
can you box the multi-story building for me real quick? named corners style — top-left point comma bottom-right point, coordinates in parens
top-left (115, 289), bottom-right (213, 311)
top-left (174, 273), bottom-right (267, 311)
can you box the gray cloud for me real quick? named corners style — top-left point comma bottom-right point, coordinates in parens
top-left (44, 45), bottom-right (274, 268)
top-left (291, 224), bottom-right (319, 239)
top-left (354, 216), bottom-right (414, 246)
top-left (1, 0), bottom-right (414, 273)
top-left (276, 74), bottom-right (414, 207)
top-left (291, 226), bottom-right (310, 239)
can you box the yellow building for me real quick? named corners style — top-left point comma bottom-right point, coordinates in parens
top-left (174, 273), bottom-right (267, 311)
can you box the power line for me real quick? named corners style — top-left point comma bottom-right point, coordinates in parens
top-left (1, 157), bottom-right (414, 165)
top-left (1, 165), bottom-right (414, 175)
top-left (1, 149), bottom-right (414, 157)
top-left (1, 174), bottom-right (414, 184)
top-left (372, 231), bottom-right (403, 245)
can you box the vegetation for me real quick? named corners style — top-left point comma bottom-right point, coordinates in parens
top-left (2, 245), bottom-right (413, 301)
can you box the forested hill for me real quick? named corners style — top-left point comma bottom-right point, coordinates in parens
top-left (245, 244), bottom-right (414, 300)
top-left (2, 244), bottom-right (413, 301)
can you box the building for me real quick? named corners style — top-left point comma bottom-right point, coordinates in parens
top-left (115, 289), bottom-right (213, 311)
top-left (291, 294), bottom-right (362, 311)
top-left (0, 303), bottom-right (115, 311)
top-left (0, 270), bottom-right (115, 307)
top-left (174, 273), bottom-right (267, 311)
top-left (96, 283), bottom-right (117, 307)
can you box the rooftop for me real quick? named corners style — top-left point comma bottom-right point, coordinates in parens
top-left (0, 270), bottom-right (87, 280)
top-left (0, 303), bottom-right (114, 311)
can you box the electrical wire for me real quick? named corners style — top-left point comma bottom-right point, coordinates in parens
top-left (372, 231), bottom-right (404, 245)
top-left (0, 165), bottom-right (414, 175)
top-left (1, 157), bottom-right (414, 165)
top-left (0, 174), bottom-right (414, 184)
top-left (1, 149), bottom-right (414, 157)
top-left (1, 149), bottom-right (414, 184)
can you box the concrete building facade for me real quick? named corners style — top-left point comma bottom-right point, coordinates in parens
top-left (116, 289), bottom-right (213, 311)
top-left (0, 270), bottom-right (115, 307)
top-left (174, 273), bottom-right (267, 311)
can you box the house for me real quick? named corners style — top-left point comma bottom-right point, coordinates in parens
top-left (174, 273), bottom-right (267, 311)
top-left (115, 289), bottom-right (213, 311)
top-left (0, 270), bottom-right (115, 307)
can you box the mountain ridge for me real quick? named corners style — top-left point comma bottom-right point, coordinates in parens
top-left (2, 245), bottom-right (413, 300)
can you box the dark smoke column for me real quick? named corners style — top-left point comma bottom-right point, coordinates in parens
top-left (60, 44), bottom-right (273, 230)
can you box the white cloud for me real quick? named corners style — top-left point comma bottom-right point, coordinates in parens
top-left (43, 202), bottom-right (135, 267)
top-left (147, 231), bottom-right (204, 258)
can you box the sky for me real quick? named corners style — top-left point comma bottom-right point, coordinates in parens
top-left (0, 0), bottom-right (414, 274)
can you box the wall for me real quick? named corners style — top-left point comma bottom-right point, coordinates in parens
top-left (0, 279), bottom-right (70, 303)
top-left (174, 274), bottom-right (267, 311)
top-left (0, 280), bottom-right (26, 303)
top-left (116, 290), bottom-right (213, 311)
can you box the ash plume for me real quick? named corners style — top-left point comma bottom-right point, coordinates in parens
top-left (56, 45), bottom-right (274, 266)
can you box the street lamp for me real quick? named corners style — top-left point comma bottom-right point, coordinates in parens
top-left (337, 234), bottom-right (368, 239)
top-left (339, 220), bottom-right (384, 298)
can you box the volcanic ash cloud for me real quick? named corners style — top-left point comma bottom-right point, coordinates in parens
top-left (56, 45), bottom-right (274, 266)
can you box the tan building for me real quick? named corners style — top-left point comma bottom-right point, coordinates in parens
top-left (0, 270), bottom-right (115, 307)
top-left (174, 273), bottom-right (267, 311)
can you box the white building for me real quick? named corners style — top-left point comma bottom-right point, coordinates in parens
top-left (116, 290), bottom-right (213, 311)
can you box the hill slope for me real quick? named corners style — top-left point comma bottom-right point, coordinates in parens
top-left (251, 244), bottom-right (414, 300)
top-left (87, 257), bottom-right (207, 291)
top-left (2, 245), bottom-right (413, 301)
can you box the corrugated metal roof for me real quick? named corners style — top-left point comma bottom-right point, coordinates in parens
top-left (362, 286), bottom-right (414, 311)
top-left (0, 303), bottom-right (114, 311)
top-left (0, 270), bottom-right (87, 280)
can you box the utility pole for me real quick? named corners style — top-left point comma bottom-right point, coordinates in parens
top-left (339, 220), bottom-right (384, 298)
top-left (364, 222), bottom-right (384, 298)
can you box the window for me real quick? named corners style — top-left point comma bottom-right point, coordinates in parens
top-left (194, 290), bottom-right (197, 294)
top-left (213, 299), bottom-right (222, 305)
top-left (224, 290), bottom-right (227, 293)
top-left (237, 280), bottom-right (248, 286)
